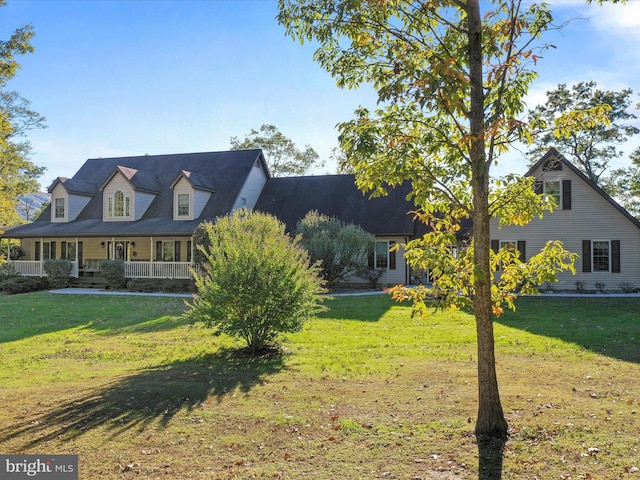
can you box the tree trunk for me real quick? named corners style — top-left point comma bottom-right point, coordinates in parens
top-left (467, 1), bottom-right (509, 478)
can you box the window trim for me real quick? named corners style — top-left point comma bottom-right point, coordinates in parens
top-left (582, 239), bottom-right (621, 273)
top-left (54, 197), bottom-right (65, 219)
top-left (108, 190), bottom-right (131, 218)
top-left (177, 193), bottom-right (190, 217)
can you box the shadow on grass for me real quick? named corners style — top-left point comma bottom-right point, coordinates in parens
top-left (497, 296), bottom-right (640, 364)
top-left (2, 348), bottom-right (286, 449)
top-left (0, 292), bottom-right (189, 343)
top-left (318, 293), bottom-right (394, 322)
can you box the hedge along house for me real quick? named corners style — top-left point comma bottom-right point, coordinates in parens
top-left (3, 149), bottom-right (425, 286)
top-left (490, 148), bottom-right (640, 291)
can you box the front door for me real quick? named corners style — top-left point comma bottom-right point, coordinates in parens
top-left (107, 241), bottom-right (130, 261)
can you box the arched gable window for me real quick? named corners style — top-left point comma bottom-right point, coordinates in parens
top-left (109, 190), bottom-right (130, 217)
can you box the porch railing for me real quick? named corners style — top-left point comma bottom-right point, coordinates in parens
top-left (9, 260), bottom-right (79, 277)
top-left (8, 260), bottom-right (195, 279)
top-left (125, 261), bottom-right (195, 279)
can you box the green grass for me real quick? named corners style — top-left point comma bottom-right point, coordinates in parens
top-left (0, 292), bottom-right (639, 479)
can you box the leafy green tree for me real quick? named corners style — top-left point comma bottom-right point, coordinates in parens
top-left (601, 146), bottom-right (640, 218)
top-left (528, 82), bottom-right (638, 184)
top-left (277, 1), bottom-right (608, 477)
top-left (296, 211), bottom-right (375, 288)
top-left (0, 5), bottom-right (46, 230)
top-left (185, 210), bottom-right (326, 354)
top-left (230, 124), bottom-right (323, 177)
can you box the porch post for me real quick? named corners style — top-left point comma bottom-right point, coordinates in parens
top-left (74, 237), bottom-right (79, 278)
top-left (111, 237), bottom-right (115, 260)
top-left (150, 236), bottom-right (154, 279)
top-left (40, 237), bottom-right (44, 276)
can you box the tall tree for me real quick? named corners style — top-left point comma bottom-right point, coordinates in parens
top-left (0, 2), bottom-right (46, 230)
top-left (528, 82), bottom-right (638, 184)
top-left (601, 146), bottom-right (640, 218)
top-left (277, 1), bottom-right (609, 478)
top-left (230, 124), bottom-right (322, 177)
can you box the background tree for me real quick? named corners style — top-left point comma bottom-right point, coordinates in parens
top-left (185, 210), bottom-right (326, 354)
top-left (230, 124), bottom-right (323, 177)
top-left (277, 1), bottom-right (602, 478)
top-left (601, 146), bottom-right (640, 218)
top-left (0, 5), bottom-right (47, 230)
top-left (527, 82), bottom-right (638, 185)
top-left (295, 211), bottom-right (375, 288)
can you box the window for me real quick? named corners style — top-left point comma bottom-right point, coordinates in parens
top-left (109, 190), bottom-right (130, 217)
top-left (60, 241), bottom-right (77, 260)
top-left (582, 240), bottom-right (621, 273)
top-left (544, 181), bottom-right (561, 207)
top-left (536, 179), bottom-right (571, 210)
top-left (491, 240), bottom-right (526, 270)
top-left (592, 241), bottom-right (609, 272)
top-left (239, 197), bottom-right (247, 208)
top-left (370, 241), bottom-right (397, 270)
top-left (177, 194), bottom-right (190, 216)
top-left (54, 198), bottom-right (65, 219)
top-left (156, 241), bottom-right (179, 262)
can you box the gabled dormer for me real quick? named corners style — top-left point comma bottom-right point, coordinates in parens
top-left (170, 170), bottom-right (216, 220)
top-left (101, 166), bottom-right (161, 221)
top-left (529, 150), bottom-right (572, 211)
top-left (48, 177), bottom-right (97, 222)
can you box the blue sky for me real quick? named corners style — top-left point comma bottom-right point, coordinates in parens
top-left (3, 0), bottom-right (640, 190)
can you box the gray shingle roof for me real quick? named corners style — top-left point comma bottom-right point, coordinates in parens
top-left (255, 175), bottom-right (420, 235)
top-left (5, 149), bottom-right (266, 238)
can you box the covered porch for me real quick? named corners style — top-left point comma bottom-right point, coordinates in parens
top-left (6, 235), bottom-right (197, 280)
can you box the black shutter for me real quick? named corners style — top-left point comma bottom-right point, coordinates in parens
top-left (156, 241), bottom-right (162, 261)
top-left (517, 241), bottom-right (526, 262)
top-left (389, 241), bottom-right (396, 270)
top-left (35, 241), bottom-right (41, 261)
top-left (562, 180), bottom-right (572, 210)
top-left (368, 250), bottom-right (375, 269)
top-left (50, 241), bottom-right (56, 260)
top-left (491, 240), bottom-right (500, 253)
top-left (61, 242), bottom-right (67, 260)
top-left (175, 241), bottom-right (181, 262)
top-left (611, 240), bottom-right (621, 273)
top-left (187, 241), bottom-right (192, 262)
top-left (582, 240), bottom-right (591, 272)
top-left (534, 180), bottom-right (543, 195)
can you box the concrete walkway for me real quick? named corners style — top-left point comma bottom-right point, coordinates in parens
top-left (47, 288), bottom-right (388, 298)
top-left (49, 288), bottom-right (194, 298)
top-left (47, 287), bottom-right (640, 299)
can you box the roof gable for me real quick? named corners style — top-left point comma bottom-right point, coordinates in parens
top-left (528, 147), bottom-right (640, 230)
top-left (171, 170), bottom-right (216, 192)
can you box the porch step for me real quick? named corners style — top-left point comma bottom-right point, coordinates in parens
top-left (71, 277), bottom-right (109, 289)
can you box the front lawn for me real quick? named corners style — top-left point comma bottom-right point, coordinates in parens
top-left (0, 292), bottom-right (638, 479)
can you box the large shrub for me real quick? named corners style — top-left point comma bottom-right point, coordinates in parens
top-left (296, 211), bottom-right (375, 288)
top-left (100, 260), bottom-right (126, 290)
top-left (185, 210), bottom-right (326, 353)
top-left (0, 276), bottom-right (49, 294)
top-left (43, 259), bottom-right (73, 288)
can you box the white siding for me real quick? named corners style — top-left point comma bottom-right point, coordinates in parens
top-left (50, 184), bottom-right (68, 223)
top-left (68, 194), bottom-right (91, 221)
top-left (233, 159), bottom-right (268, 211)
top-left (193, 189), bottom-right (211, 217)
top-left (490, 163), bottom-right (640, 291)
top-left (103, 173), bottom-right (134, 222)
top-left (347, 235), bottom-right (408, 286)
top-left (134, 192), bottom-right (156, 220)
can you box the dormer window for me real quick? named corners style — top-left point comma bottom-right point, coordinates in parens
top-left (177, 193), bottom-right (190, 217)
top-left (54, 198), bottom-right (65, 219)
top-left (108, 190), bottom-right (131, 218)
